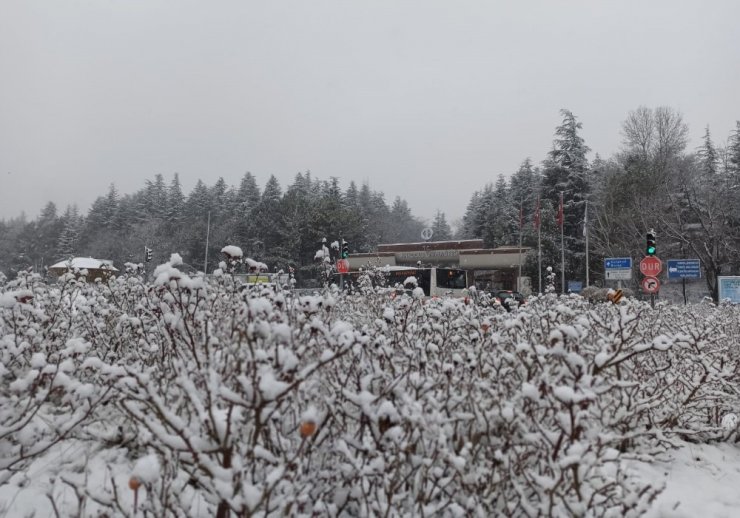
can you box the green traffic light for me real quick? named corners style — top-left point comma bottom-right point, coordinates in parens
top-left (647, 246), bottom-right (656, 255)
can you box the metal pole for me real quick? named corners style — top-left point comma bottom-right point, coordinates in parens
top-left (339, 236), bottom-right (344, 291)
top-left (517, 198), bottom-right (523, 292)
top-left (560, 192), bottom-right (565, 294)
top-left (204, 210), bottom-right (211, 273)
top-left (584, 200), bottom-right (589, 287)
top-left (538, 220), bottom-right (542, 294)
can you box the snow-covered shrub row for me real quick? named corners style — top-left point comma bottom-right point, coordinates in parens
top-left (2, 265), bottom-right (740, 517)
top-left (0, 270), bottom-right (116, 488)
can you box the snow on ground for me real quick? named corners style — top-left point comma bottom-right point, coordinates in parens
top-left (3, 441), bottom-right (740, 517)
top-left (638, 442), bottom-right (740, 518)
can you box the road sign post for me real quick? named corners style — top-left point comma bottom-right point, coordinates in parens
top-left (639, 256), bottom-right (662, 277)
top-left (604, 257), bottom-right (632, 285)
top-left (336, 259), bottom-right (349, 274)
top-left (639, 256), bottom-right (662, 308)
top-left (641, 276), bottom-right (660, 294)
top-left (668, 259), bottom-right (701, 305)
top-left (666, 259), bottom-right (701, 279)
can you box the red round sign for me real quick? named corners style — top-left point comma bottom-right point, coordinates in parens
top-left (336, 259), bottom-right (350, 274)
top-left (641, 275), bottom-right (660, 294)
top-left (639, 256), bottom-right (662, 276)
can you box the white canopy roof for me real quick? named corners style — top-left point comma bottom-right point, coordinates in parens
top-left (49, 257), bottom-right (119, 271)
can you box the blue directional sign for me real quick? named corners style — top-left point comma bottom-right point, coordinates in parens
top-left (568, 281), bottom-right (583, 293)
top-left (667, 259), bottom-right (701, 279)
top-left (605, 257), bottom-right (632, 269)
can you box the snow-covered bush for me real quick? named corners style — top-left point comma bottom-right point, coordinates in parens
top-left (0, 271), bottom-right (115, 487)
top-left (3, 263), bottom-right (740, 516)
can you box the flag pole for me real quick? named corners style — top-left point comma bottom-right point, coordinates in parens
top-left (584, 199), bottom-right (589, 287)
top-left (560, 191), bottom-right (565, 294)
top-left (204, 210), bottom-right (211, 274)
top-left (517, 198), bottom-right (523, 292)
top-left (538, 224), bottom-right (542, 295)
top-left (535, 195), bottom-right (542, 294)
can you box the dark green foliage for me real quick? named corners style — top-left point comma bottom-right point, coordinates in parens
top-left (431, 210), bottom-right (452, 241)
top-left (0, 172), bottom-right (424, 285)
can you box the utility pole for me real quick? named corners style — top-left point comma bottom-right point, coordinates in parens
top-left (559, 191), bottom-right (565, 294)
top-left (584, 199), bottom-right (589, 288)
top-left (339, 236), bottom-right (344, 291)
top-left (517, 198), bottom-right (523, 292)
top-left (203, 211), bottom-right (211, 274)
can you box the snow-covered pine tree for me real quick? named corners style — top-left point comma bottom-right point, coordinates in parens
top-left (56, 205), bottom-right (84, 259)
top-left (540, 109), bottom-right (591, 290)
top-left (431, 210), bottom-right (452, 241)
top-left (697, 125), bottom-right (719, 178)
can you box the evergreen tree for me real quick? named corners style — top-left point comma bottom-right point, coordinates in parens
top-left (697, 126), bottom-right (718, 177)
top-left (340, 181), bottom-right (365, 249)
top-left (316, 178), bottom-right (345, 238)
top-left (166, 173), bottom-right (186, 226)
top-left (282, 172), bottom-right (321, 278)
top-left (254, 175), bottom-right (288, 268)
top-left (727, 121), bottom-right (740, 178)
top-left (509, 158), bottom-right (541, 217)
top-left (369, 191), bottom-right (391, 247)
top-left (353, 184), bottom-right (390, 251)
top-left (431, 210), bottom-right (452, 241)
top-left (210, 177), bottom-right (229, 216)
top-left (223, 172), bottom-right (260, 253)
top-left (344, 181), bottom-right (359, 209)
top-left (101, 184), bottom-right (120, 229)
top-left (541, 109), bottom-right (591, 290)
top-left (142, 174), bottom-right (168, 221)
top-left (34, 202), bottom-right (62, 268)
top-left (459, 190), bottom-right (485, 240)
top-left (388, 197), bottom-right (424, 243)
top-left (57, 205), bottom-right (84, 258)
top-left (182, 180), bottom-right (212, 266)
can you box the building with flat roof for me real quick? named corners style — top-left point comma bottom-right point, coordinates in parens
top-left (346, 240), bottom-right (531, 292)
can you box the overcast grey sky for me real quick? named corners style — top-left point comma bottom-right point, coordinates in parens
top-left (1, 0), bottom-right (739, 225)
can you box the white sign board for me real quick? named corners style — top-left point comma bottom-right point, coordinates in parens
top-left (605, 269), bottom-right (632, 280)
top-left (718, 276), bottom-right (740, 303)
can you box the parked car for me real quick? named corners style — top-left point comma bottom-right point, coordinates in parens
top-left (493, 290), bottom-right (526, 310)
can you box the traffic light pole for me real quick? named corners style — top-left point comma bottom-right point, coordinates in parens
top-left (339, 237), bottom-right (344, 291)
top-left (646, 230), bottom-right (657, 308)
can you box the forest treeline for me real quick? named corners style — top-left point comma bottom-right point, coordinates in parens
top-left (0, 172), bottom-right (453, 286)
top-left (462, 107), bottom-right (740, 301)
top-left (2, 106), bottom-right (739, 297)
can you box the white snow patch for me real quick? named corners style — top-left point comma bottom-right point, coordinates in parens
top-left (132, 453), bottom-right (161, 483)
top-left (221, 245), bottom-right (243, 259)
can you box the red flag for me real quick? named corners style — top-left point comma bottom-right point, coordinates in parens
top-left (534, 196), bottom-right (541, 230)
top-left (556, 192), bottom-right (564, 228)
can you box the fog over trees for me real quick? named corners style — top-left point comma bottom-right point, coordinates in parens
top-left (0, 173), bottom-right (428, 286)
top-left (2, 107), bottom-right (739, 297)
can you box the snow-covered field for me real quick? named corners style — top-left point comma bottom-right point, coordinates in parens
top-left (2, 259), bottom-right (740, 517)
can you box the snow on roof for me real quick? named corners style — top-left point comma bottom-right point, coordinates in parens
top-left (221, 245), bottom-right (243, 258)
top-left (49, 257), bottom-right (119, 271)
top-left (245, 258), bottom-right (268, 271)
